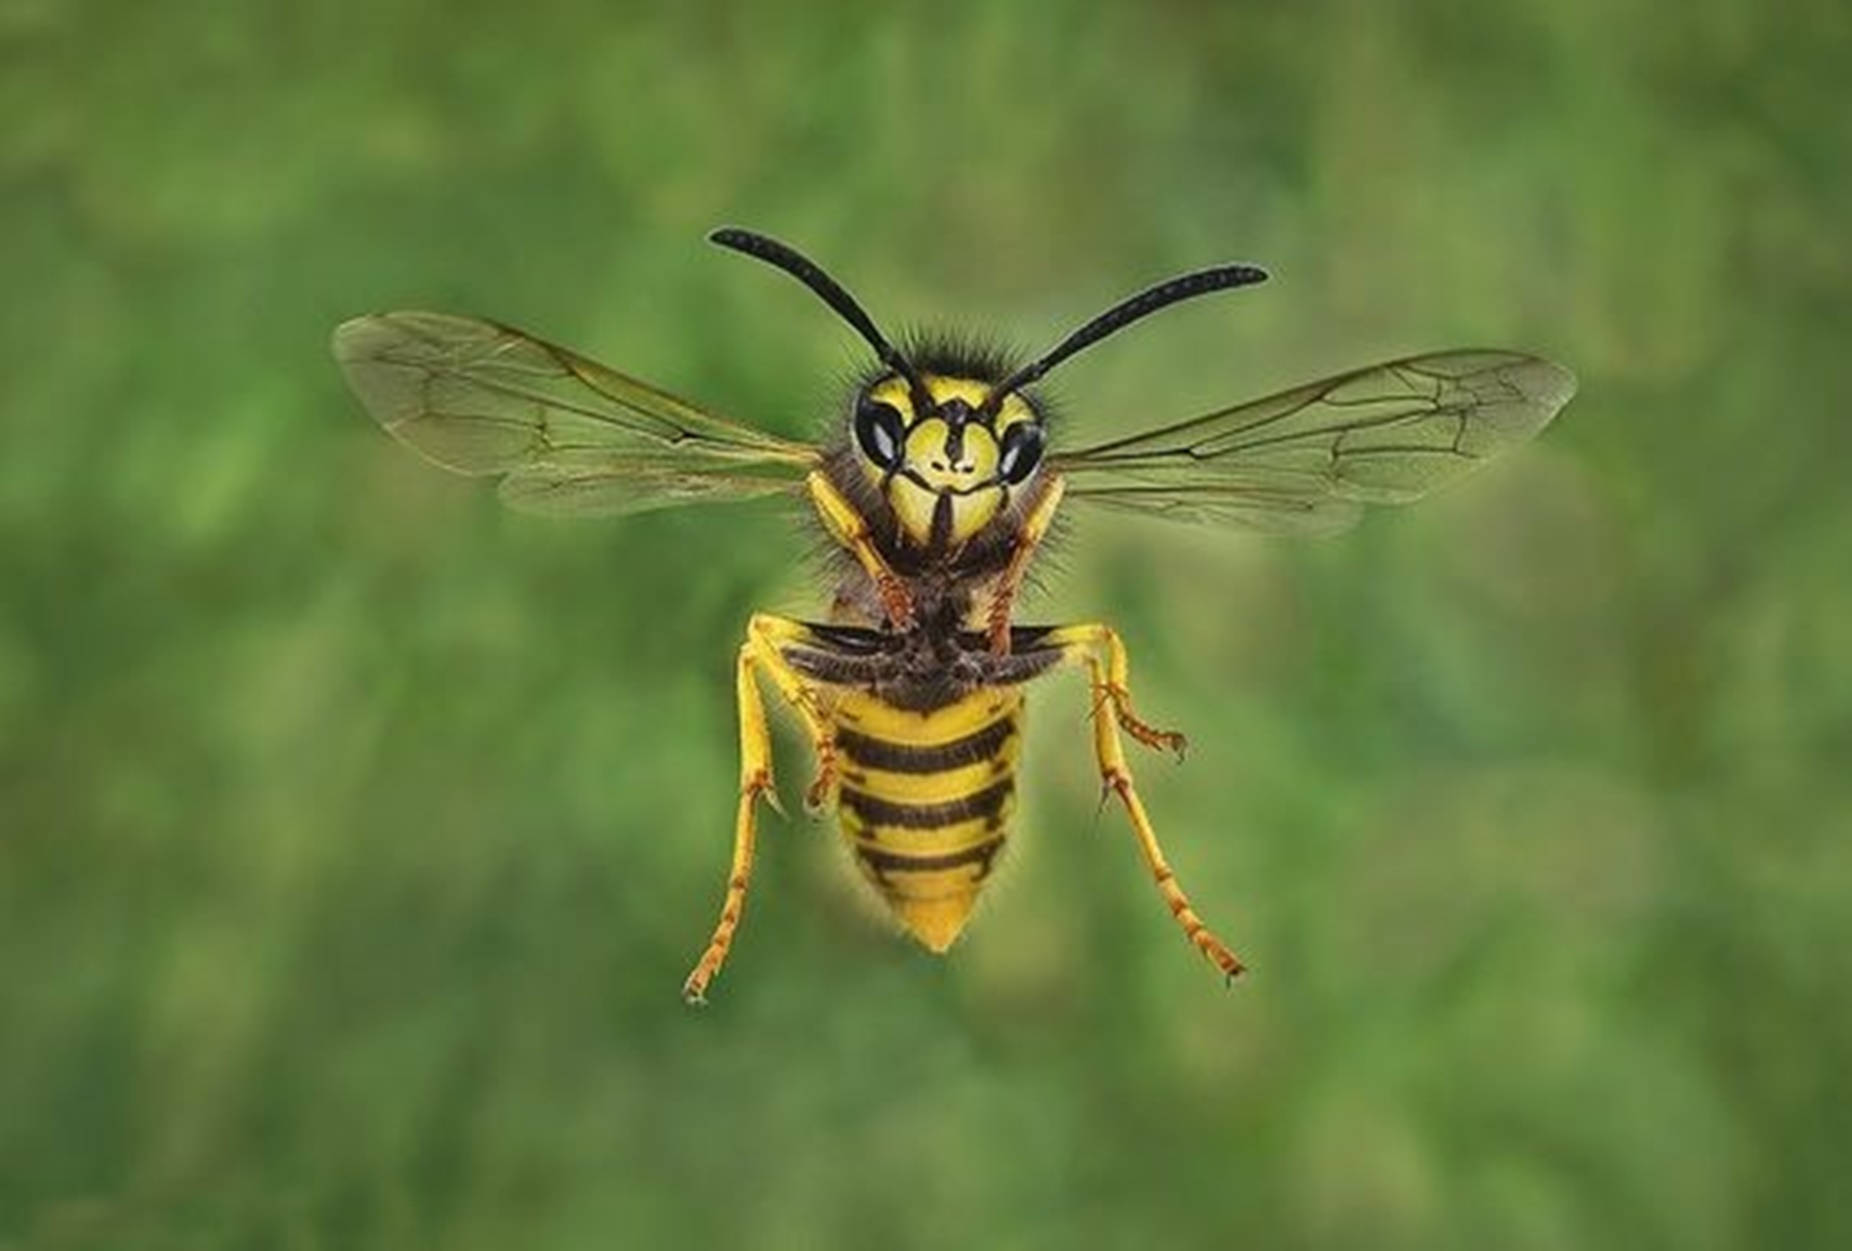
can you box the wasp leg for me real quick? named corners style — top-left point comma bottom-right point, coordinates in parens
top-left (1031, 621), bottom-right (1187, 756)
top-left (805, 470), bottom-right (915, 631)
top-left (986, 477), bottom-right (1066, 656)
top-left (681, 613), bottom-right (842, 1006)
top-left (745, 613), bottom-right (847, 809)
top-left (681, 639), bottom-right (779, 1005)
top-left (1037, 622), bottom-right (1245, 983)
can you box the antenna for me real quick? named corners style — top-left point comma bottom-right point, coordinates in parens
top-left (980, 262), bottom-right (1269, 414)
top-left (709, 227), bottom-right (932, 412)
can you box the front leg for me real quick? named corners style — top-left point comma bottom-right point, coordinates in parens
top-left (805, 470), bottom-right (915, 631)
top-left (986, 476), bottom-right (1066, 655)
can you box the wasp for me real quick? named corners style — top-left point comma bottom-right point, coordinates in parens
top-left (333, 228), bottom-right (1575, 1003)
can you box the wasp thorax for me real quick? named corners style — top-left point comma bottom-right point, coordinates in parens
top-left (851, 375), bottom-right (1044, 549)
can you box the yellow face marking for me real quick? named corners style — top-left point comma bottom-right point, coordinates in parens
top-left (904, 417), bottom-right (1001, 489)
top-left (857, 375), bottom-right (1042, 549)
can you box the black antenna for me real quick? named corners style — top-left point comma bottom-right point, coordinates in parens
top-left (709, 227), bottom-right (932, 411)
top-left (980, 262), bottom-right (1269, 415)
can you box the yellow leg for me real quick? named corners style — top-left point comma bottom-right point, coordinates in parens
top-left (681, 614), bottom-right (839, 1005)
top-left (1045, 623), bottom-right (1245, 982)
top-left (1049, 620), bottom-right (1187, 757)
top-left (805, 470), bottom-right (915, 630)
top-left (987, 476), bottom-right (1066, 655)
top-left (745, 613), bottom-right (841, 809)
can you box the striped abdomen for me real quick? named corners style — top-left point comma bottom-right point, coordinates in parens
top-left (832, 686), bottom-right (1023, 953)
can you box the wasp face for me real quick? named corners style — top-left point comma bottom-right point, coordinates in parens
top-left (851, 374), bottom-right (1045, 548)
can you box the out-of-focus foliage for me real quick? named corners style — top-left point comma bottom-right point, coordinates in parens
top-left (3, 1), bottom-right (1849, 1248)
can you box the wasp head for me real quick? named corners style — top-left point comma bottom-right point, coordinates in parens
top-left (707, 226), bottom-right (1265, 552)
top-left (851, 373), bottom-right (1045, 548)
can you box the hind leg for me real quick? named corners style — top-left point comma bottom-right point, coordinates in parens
top-left (1013, 623), bottom-right (1245, 982)
top-left (681, 614), bottom-right (851, 1004)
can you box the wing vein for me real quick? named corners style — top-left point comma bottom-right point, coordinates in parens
top-left (334, 310), bottom-right (818, 518)
top-left (1049, 350), bottom-right (1575, 535)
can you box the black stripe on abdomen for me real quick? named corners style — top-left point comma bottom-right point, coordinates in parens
top-left (836, 718), bottom-right (1015, 774)
top-left (839, 777), bottom-right (1013, 830)
top-left (857, 835), bottom-right (1007, 877)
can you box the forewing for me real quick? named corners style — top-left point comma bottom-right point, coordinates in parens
top-left (1052, 351), bottom-right (1576, 535)
top-left (332, 311), bottom-right (816, 516)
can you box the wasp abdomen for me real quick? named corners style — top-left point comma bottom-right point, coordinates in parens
top-left (832, 687), bottom-right (1024, 953)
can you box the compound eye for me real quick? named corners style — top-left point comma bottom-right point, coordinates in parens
top-left (996, 421), bottom-right (1045, 485)
top-left (853, 395), bottom-right (907, 470)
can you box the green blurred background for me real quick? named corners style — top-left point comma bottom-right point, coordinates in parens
top-left (5, 1), bottom-right (1850, 1247)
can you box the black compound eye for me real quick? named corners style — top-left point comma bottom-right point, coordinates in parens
top-left (853, 395), bottom-right (907, 470)
top-left (996, 421), bottom-right (1045, 485)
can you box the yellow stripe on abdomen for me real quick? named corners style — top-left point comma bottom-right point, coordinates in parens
top-left (832, 687), bottom-right (1023, 953)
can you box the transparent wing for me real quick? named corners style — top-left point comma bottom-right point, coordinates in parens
top-left (1051, 351), bottom-right (1576, 536)
top-left (332, 311), bottom-right (817, 517)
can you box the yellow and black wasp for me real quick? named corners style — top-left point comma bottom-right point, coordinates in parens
top-left (333, 228), bottom-right (1575, 1003)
